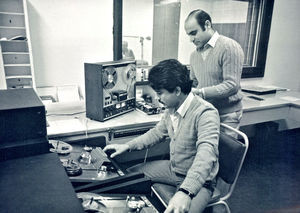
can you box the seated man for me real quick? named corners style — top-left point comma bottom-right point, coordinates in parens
top-left (122, 40), bottom-right (135, 60)
top-left (104, 59), bottom-right (220, 213)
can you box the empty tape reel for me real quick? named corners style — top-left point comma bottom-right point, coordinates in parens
top-left (102, 66), bottom-right (118, 89)
top-left (122, 64), bottom-right (136, 86)
top-left (49, 140), bottom-right (72, 155)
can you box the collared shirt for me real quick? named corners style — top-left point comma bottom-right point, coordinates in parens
top-left (127, 95), bottom-right (220, 195)
top-left (198, 31), bottom-right (220, 60)
top-left (170, 92), bottom-right (194, 133)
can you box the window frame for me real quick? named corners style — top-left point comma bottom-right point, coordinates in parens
top-left (114, 0), bottom-right (274, 78)
top-left (241, 0), bottom-right (274, 78)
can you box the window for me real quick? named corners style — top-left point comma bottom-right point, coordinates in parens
top-left (241, 0), bottom-right (274, 78)
top-left (217, 0), bottom-right (274, 78)
top-left (114, 0), bottom-right (274, 78)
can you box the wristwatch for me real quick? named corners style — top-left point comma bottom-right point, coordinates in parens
top-left (178, 188), bottom-right (195, 199)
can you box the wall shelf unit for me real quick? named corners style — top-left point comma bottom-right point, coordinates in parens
top-left (0, 0), bottom-right (35, 89)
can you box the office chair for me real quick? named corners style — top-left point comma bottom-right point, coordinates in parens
top-left (151, 123), bottom-right (249, 213)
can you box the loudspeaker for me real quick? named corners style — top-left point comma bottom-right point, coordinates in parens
top-left (0, 88), bottom-right (49, 161)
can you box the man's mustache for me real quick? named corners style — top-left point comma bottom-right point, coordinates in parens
top-left (158, 99), bottom-right (165, 105)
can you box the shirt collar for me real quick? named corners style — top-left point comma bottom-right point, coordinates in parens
top-left (197, 31), bottom-right (219, 51)
top-left (176, 92), bottom-right (194, 118)
top-left (207, 31), bottom-right (219, 48)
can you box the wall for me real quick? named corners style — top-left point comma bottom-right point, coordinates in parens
top-left (152, 1), bottom-right (180, 65)
top-left (123, 0), bottom-right (153, 64)
top-left (25, 0), bottom-right (300, 92)
top-left (262, 0), bottom-right (300, 91)
top-left (26, 0), bottom-right (113, 91)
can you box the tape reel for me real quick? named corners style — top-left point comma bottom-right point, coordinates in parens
top-left (49, 140), bottom-right (72, 155)
top-left (102, 66), bottom-right (118, 89)
top-left (61, 159), bottom-right (82, 176)
top-left (122, 64), bottom-right (136, 86)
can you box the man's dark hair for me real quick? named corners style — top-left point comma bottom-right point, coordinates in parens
top-left (186, 9), bottom-right (212, 31)
top-left (148, 59), bottom-right (192, 94)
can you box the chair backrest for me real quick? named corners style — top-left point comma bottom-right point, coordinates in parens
top-left (218, 133), bottom-right (245, 184)
top-left (217, 123), bottom-right (249, 199)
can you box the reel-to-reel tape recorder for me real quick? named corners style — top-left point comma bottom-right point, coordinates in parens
top-left (85, 60), bottom-right (136, 121)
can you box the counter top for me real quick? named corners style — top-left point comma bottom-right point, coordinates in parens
top-left (47, 101), bottom-right (161, 137)
top-left (46, 91), bottom-right (300, 138)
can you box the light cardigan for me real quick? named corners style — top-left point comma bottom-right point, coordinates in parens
top-left (190, 34), bottom-right (244, 115)
top-left (127, 95), bottom-right (220, 195)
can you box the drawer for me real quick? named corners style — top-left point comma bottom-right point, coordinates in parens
top-left (3, 53), bottom-right (30, 64)
top-left (0, 40), bottom-right (28, 52)
top-left (4, 65), bottom-right (31, 76)
top-left (6, 77), bottom-right (32, 89)
top-left (0, 0), bottom-right (24, 13)
top-left (0, 28), bottom-right (26, 40)
top-left (0, 14), bottom-right (25, 27)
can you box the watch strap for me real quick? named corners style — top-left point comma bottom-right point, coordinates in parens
top-left (178, 188), bottom-right (195, 199)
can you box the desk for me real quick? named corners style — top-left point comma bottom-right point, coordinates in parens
top-left (47, 91), bottom-right (300, 140)
top-left (47, 102), bottom-right (161, 139)
top-left (241, 91), bottom-right (300, 128)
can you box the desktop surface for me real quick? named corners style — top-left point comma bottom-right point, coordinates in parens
top-left (0, 153), bottom-right (84, 213)
top-left (45, 90), bottom-right (300, 138)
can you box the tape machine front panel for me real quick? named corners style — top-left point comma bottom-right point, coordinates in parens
top-left (101, 63), bottom-right (136, 106)
top-left (85, 60), bottom-right (136, 122)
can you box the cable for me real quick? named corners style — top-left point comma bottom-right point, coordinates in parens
top-left (47, 111), bottom-right (86, 116)
top-left (144, 148), bottom-right (149, 164)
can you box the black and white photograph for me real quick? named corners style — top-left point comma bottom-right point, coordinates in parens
top-left (0, 0), bottom-right (299, 212)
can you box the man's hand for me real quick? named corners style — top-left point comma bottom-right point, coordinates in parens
top-left (164, 191), bottom-right (192, 213)
top-left (191, 88), bottom-right (203, 98)
top-left (103, 144), bottom-right (130, 158)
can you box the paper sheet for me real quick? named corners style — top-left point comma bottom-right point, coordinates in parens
top-left (57, 85), bottom-right (80, 102)
top-left (47, 119), bottom-right (85, 134)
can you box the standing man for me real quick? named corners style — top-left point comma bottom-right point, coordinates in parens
top-left (185, 9), bottom-right (244, 137)
top-left (104, 59), bottom-right (220, 213)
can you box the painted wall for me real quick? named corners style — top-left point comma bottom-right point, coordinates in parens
top-left (26, 0), bottom-right (300, 92)
top-left (262, 0), bottom-right (300, 91)
top-left (26, 0), bottom-right (113, 90)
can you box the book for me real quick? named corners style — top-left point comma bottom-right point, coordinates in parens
top-left (242, 85), bottom-right (277, 95)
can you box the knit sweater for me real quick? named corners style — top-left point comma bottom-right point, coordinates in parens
top-left (127, 96), bottom-right (220, 195)
top-left (190, 35), bottom-right (244, 115)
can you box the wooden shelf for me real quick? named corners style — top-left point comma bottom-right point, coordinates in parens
top-left (0, 0), bottom-right (35, 89)
top-left (0, 12), bottom-right (24, 15)
top-left (0, 26), bottom-right (25, 30)
top-left (0, 40), bottom-right (27, 42)
top-left (2, 52), bottom-right (29, 54)
top-left (6, 75), bottom-right (32, 79)
top-left (4, 64), bottom-right (30, 67)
